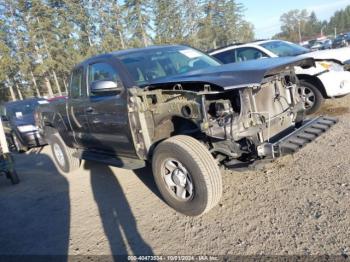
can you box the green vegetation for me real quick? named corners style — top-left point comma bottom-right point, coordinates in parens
top-left (0, 0), bottom-right (254, 101)
top-left (2, 1), bottom-right (349, 102)
top-left (274, 5), bottom-right (350, 42)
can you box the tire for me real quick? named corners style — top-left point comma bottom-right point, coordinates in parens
top-left (298, 80), bottom-right (324, 115)
top-left (152, 135), bottom-right (222, 216)
top-left (49, 132), bottom-right (80, 173)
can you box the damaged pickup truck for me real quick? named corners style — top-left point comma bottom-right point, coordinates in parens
top-left (36, 45), bottom-right (337, 216)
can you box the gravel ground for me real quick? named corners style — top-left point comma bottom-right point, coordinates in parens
top-left (0, 96), bottom-right (349, 257)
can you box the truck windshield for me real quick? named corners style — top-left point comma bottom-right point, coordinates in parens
top-left (260, 41), bottom-right (310, 57)
top-left (117, 47), bottom-right (221, 86)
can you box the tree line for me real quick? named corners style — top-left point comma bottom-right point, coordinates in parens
top-left (274, 5), bottom-right (350, 42)
top-left (0, 0), bottom-right (254, 102)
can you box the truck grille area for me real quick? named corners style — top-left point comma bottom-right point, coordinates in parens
top-left (251, 78), bottom-right (299, 141)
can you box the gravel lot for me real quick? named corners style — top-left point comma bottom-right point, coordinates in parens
top-left (0, 96), bottom-right (349, 257)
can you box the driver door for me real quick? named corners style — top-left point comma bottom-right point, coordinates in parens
top-left (84, 60), bottom-right (136, 157)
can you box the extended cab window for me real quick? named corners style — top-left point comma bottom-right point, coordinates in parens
top-left (212, 50), bottom-right (236, 64)
top-left (235, 47), bottom-right (268, 62)
top-left (70, 67), bottom-right (84, 98)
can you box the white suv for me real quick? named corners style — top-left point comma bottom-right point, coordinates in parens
top-left (210, 40), bottom-right (350, 114)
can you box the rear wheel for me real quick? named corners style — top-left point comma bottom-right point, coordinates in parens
top-left (298, 80), bottom-right (324, 115)
top-left (49, 132), bottom-right (80, 173)
top-left (152, 135), bottom-right (222, 216)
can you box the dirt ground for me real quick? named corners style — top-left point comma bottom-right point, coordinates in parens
top-left (0, 96), bottom-right (349, 257)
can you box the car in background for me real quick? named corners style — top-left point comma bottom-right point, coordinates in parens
top-left (0, 98), bottom-right (48, 152)
top-left (209, 40), bottom-right (350, 114)
top-left (332, 34), bottom-right (350, 48)
top-left (47, 95), bottom-right (67, 102)
top-left (310, 39), bottom-right (332, 50)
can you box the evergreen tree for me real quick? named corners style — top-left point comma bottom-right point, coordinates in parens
top-left (197, 0), bottom-right (254, 50)
top-left (154, 0), bottom-right (184, 44)
top-left (124, 0), bottom-right (152, 47)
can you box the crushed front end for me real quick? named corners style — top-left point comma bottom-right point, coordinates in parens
top-left (128, 57), bottom-right (337, 166)
top-left (202, 65), bottom-right (337, 165)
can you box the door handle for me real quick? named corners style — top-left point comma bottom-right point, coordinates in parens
top-left (86, 107), bottom-right (94, 113)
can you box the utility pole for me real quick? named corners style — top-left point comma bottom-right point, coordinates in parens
top-left (334, 27), bottom-right (337, 38)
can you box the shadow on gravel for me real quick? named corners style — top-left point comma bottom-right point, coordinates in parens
top-left (133, 165), bottom-right (163, 200)
top-left (0, 150), bottom-right (70, 259)
top-left (84, 161), bottom-right (153, 257)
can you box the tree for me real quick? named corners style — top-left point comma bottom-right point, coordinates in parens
top-left (275, 6), bottom-right (350, 42)
top-left (97, 0), bottom-right (126, 52)
top-left (326, 5), bottom-right (350, 35)
top-left (124, 0), bottom-right (152, 47)
top-left (153, 0), bottom-right (184, 44)
top-left (197, 0), bottom-right (254, 50)
top-left (278, 9), bottom-right (310, 42)
top-left (1, 0), bottom-right (256, 101)
top-left (180, 0), bottom-right (202, 46)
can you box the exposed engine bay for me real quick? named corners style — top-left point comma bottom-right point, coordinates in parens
top-left (128, 65), bottom-right (306, 165)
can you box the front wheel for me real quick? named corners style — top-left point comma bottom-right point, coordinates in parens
top-left (49, 132), bottom-right (80, 173)
top-left (152, 135), bottom-right (222, 216)
top-left (298, 80), bottom-right (324, 115)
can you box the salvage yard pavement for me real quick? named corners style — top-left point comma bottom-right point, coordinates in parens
top-left (0, 96), bottom-right (349, 257)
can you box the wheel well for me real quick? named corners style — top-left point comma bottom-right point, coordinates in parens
top-left (43, 124), bottom-right (75, 148)
top-left (297, 74), bottom-right (329, 98)
top-left (148, 117), bottom-right (201, 159)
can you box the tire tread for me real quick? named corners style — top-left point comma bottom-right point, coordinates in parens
top-left (156, 135), bottom-right (222, 215)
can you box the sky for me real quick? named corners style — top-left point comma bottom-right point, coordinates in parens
top-left (239, 0), bottom-right (350, 39)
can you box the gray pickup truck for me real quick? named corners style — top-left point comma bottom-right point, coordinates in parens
top-left (36, 45), bottom-right (336, 216)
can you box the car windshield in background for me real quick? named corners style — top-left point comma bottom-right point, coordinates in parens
top-left (117, 47), bottom-right (221, 86)
top-left (260, 41), bottom-right (310, 57)
top-left (6, 100), bottom-right (45, 119)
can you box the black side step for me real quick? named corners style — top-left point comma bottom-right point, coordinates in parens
top-left (73, 150), bottom-right (146, 170)
top-left (277, 116), bottom-right (337, 156)
top-left (258, 116), bottom-right (338, 158)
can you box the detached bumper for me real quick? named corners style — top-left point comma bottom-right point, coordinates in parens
top-left (317, 71), bottom-right (350, 97)
top-left (257, 116), bottom-right (337, 159)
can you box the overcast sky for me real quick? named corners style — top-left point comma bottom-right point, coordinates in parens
top-left (239, 0), bottom-right (350, 39)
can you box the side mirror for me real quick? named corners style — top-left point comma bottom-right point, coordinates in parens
top-left (90, 80), bottom-right (122, 95)
top-left (1, 115), bottom-right (8, 122)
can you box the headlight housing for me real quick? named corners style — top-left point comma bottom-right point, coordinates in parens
top-left (17, 125), bottom-right (38, 133)
top-left (318, 61), bottom-right (344, 72)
